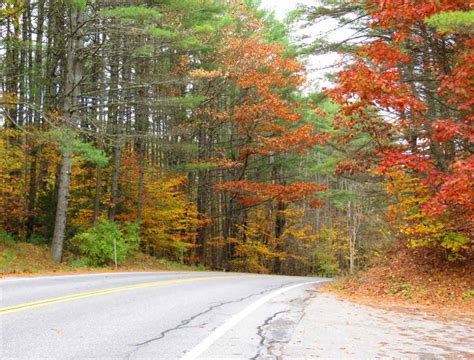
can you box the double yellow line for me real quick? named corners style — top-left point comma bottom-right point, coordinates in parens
top-left (0, 275), bottom-right (243, 316)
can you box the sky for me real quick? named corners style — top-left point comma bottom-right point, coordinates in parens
top-left (258, 0), bottom-right (349, 90)
top-left (259, 0), bottom-right (298, 20)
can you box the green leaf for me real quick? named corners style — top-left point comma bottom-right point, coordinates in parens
top-left (100, 6), bottom-right (162, 23)
top-left (146, 27), bottom-right (177, 40)
top-left (72, 140), bottom-right (109, 168)
top-left (176, 37), bottom-right (203, 50)
top-left (132, 45), bottom-right (154, 57)
top-left (178, 162), bottom-right (217, 172)
top-left (425, 10), bottom-right (474, 33)
top-left (68, 0), bottom-right (86, 10)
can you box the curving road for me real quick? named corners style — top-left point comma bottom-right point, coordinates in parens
top-left (1, 272), bottom-right (326, 359)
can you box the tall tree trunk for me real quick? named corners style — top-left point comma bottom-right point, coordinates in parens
top-left (25, 0), bottom-right (45, 238)
top-left (137, 140), bottom-right (145, 223)
top-left (108, 145), bottom-right (121, 221)
top-left (196, 124), bottom-right (210, 263)
top-left (135, 58), bottom-right (148, 225)
top-left (26, 149), bottom-right (38, 238)
top-left (107, 31), bottom-right (121, 221)
top-left (51, 148), bottom-right (72, 261)
top-left (51, 5), bottom-right (83, 261)
top-left (4, 2), bottom-right (20, 127)
top-left (93, 167), bottom-right (101, 223)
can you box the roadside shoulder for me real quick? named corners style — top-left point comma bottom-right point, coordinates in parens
top-left (281, 286), bottom-right (474, 358)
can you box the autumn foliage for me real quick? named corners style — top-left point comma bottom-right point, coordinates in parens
top-left (328, 0), bottom-right (473, 260)
top-left (216, 27), bottom-right (326, 201)
top-left (1, 2), bottom-right (329, 273)
top-left (199, 19), bottom-right (328, 271)
top-left (2, 0), bottom-right (472, 281)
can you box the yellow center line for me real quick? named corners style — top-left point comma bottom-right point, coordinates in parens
top-left (0, 275), bottom-right (245, 315)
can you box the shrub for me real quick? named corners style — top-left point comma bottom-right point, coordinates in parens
top-left (70, 218), bottom-right (138, 266)
top-left (28, 233), bottom-right (49, 246)
top-left (0, 230), bottom-right (16, 245)
top-left (66, 256), bottom-right (90, 269)
top-left (313, 251), bottom-right (339, 277)
top-left (0, 249), bottom-right (17, 273)
top-left (123, 221), bottom-right (140, 253)
top-left (462, 290), bottom-right (474, 300)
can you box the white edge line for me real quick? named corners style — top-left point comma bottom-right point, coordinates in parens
top-left (181, 280), bottom-right (327, 360)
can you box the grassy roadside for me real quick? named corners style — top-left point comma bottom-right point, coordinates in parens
top-left (0, 242), bottom-right (204, 277)
top-left (320, 245), bottom-right (474, 320)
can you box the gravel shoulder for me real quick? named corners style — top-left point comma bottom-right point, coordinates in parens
top-left (281, 287), bottom-right (474, 359)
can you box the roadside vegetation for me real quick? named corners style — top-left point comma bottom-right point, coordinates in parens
top-left (1, 230), bottom-right (203, 276)
top-left (1, 1), bottom-right (472, 310)
top-left (324, 245), bottom-right (473, 317)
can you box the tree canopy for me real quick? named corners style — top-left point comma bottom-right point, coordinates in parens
top-left (1, 0), bottom-right (472, 274)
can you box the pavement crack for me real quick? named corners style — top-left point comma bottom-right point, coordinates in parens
top-left (252, 287), bottom-right (319, 360)
top-left (127, 282), bottom-right (296, 358)
top-left (251, 310), bottom-right (290, 360)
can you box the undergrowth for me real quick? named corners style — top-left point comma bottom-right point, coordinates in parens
top-left (0, 241), bottom-right (204, 276)
top-left (323, 243), bottom-right (474, 315)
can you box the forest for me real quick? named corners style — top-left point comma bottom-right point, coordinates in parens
top-left (1, 0), bottom-right (472, 278)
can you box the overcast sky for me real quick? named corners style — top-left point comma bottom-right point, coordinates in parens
top-left (258, 0), bottom-right (349, 90)
top-left (259, 0), bottom-right (297, 20)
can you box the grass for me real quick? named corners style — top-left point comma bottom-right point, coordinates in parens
top-left (462, 290), bottom-right (474, 300)
top-left (0, 241), bottom-right (204, 276)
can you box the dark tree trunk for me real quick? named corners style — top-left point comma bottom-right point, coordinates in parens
top-left (108, 145), bottom-right (121, 221)
top-left (93, 167), bottom-right (101, 223)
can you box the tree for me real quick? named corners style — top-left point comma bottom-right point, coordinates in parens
top-left (318, 0), bottom-right (473, 258)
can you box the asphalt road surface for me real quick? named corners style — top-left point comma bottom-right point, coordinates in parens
top-left (1, 272), bottom-right (327, 359)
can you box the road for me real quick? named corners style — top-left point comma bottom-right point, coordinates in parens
top-left (1, 272), bottom-right (326, 359)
